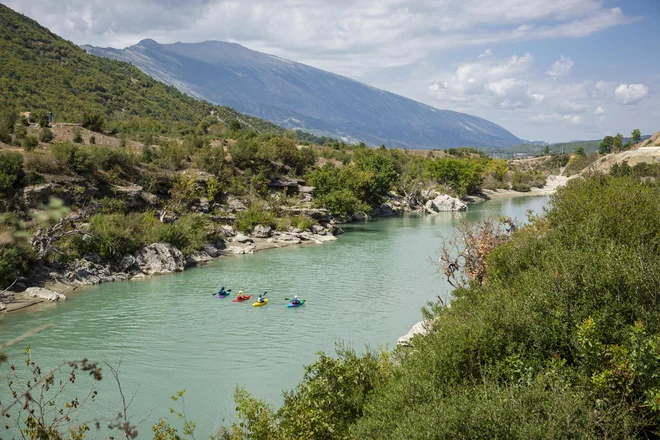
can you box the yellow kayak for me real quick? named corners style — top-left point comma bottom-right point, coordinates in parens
top-left (252, 298), bottom-right (268, 307)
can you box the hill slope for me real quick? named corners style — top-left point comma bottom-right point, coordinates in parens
top-left (0, 4), bottom-right (281, 135)
top-left (85, 39), bottom-right (522, 149)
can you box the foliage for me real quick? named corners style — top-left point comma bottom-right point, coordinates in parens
top-left (39, 127), bottom-right (53, 142)
top-left (235, 205), bottom-right (276, 233)
top-left (565, 152), bottom-right (599, 176)
top-left (0, 243), bottom-right (33, 288)
top-left (425, 157), bottom-right (484, 196)
top-left (510, 169), bottom-right (545, 192)
top-left (599, 135), bottom-right (614, 154)
top-left (632, 128), bottom-right (642, 144)
top-left (0, 152), bottom-right (25, 199)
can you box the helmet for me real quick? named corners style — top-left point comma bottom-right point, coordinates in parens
top-left (294, 295), bottom-right (298, 299)
top-left (239, 290), bottom-right (243, 294)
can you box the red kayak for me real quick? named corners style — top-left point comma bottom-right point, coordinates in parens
top-left (232, 295), bottom-right (252, 303)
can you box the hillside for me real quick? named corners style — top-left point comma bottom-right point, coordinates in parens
top-left (0, 4), bottom-right (282, 136)
top-left (85, 39), bottom-right (523, 150)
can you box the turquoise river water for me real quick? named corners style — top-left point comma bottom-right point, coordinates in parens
top-left (0, 196), bottom-right (549, 437)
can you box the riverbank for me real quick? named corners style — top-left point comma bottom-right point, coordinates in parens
top-left (0, 181), bottom-right (565, 315)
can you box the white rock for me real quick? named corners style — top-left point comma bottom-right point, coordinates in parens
top-left (253, 225), bottom-right (272, 238)
top-left (425, 194), bottom-right (468, 213)
top-left (397, 321), bottom-right (431, 347)
top-left (25, 287), bottom-right (66, 302)
top-left (227, 245), bottom-right (256, 255)
top-left (0, 302), bottom-right (7, 311)
top-left (233, 233), bottom-right (254, 243)
top-left (134, 243), bottom-right (185, 275)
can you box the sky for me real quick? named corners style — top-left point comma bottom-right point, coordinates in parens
top-left (4, 0), bottom-right (660, 142)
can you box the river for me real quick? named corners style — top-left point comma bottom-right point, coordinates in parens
top-left (0, 196), bottom-right (549, 437)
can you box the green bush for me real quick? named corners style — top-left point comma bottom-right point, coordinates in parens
top-left (22, 135), bottom-right (38, 151)
top-left (72, 128), bottom-right (83, 143)
top-left (0, 244), bottom-right (33, 288)
top-left (235, 205), bottom-right (276, 233)
top-left (154, 214), bottom-right (211, 255)
top-left (84, 213), bottom-right (154, 261)
top-left (0, 152), bottom-right (25, 199)
top-left (39, 127), bottom-right (54, 143)
top-left (81, 113), bottom-right (105, 132)
top-left (510, 169), bottom-right (546, 192)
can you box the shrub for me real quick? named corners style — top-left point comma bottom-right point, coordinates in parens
top-left (81, 113), bottom-right (105, 132)
top-left (84, 213), bottom-right (154, 261)
top-left (72, 128), bottom-right (83, 143)
top-left (89, 135), bottom-right (96, 145)
top-left (98, 197), bottom-right (129, 214)
top-left (154, 214), bottom-right (211, 255)
top-left (24, 150), bottom-right (59, 174)
top-left (0, 152), bottom-right (25, 199)
top-left (22, 135), bottom-right (38, 151)
top-left (235, 205), bottom-right (276, 233)
top-left (39, 127), bottom-right (54, 143)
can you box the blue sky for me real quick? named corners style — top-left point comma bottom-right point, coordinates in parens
top-left (5, 0), bottom-right (660, 142)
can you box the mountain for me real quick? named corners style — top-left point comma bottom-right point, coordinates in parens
top-left (0, 4), bottom-right (282, 136)
top-left (85, 39), bottom-right (522, 149)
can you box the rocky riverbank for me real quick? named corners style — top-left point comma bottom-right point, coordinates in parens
top-left (0, 188), bottom-right (510, 315)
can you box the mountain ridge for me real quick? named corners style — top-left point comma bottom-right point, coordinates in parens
top-left (85, 39), bottom-right (523, 149)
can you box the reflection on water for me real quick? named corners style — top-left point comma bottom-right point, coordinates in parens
top-left (0, 196), bottom-right (549, 436)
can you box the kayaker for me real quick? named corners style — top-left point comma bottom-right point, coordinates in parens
top-left (291, 295), bottom-right (300, 305)
top-left (237, 290), bottom-right (245, 300)
top-left (257, 294), bottom-right (265, 303)
top-left (218, 286), bottom-right (226, 295)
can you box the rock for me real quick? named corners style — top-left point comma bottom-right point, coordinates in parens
top-left (201, 243), bottom-right (220, 258)
top-left (311, 224), bottom-right (325, 235)
top-left (23, 183), bottom-right (54, 208)
top-left (352, 212), bottom-right (367, 221)
top-left (0, 302), bottom-right (6, 311)
top-left (424, 194), bottom-right (468, 213)
top-left (273, 233), bottom-right (302, 244)
top-left (116, 254), bottom-right (137, 272)
top-left (25, 287), bottom-right (66, 302)
top-left (141, 191), bottom-right (159, 205)
top-left (281, 207), bottom-right (330, 222)
top-left (213, 239), bottom-right (227, 250)
top-left (220, 225), bottom-right (236, 238)
top-left (134, 243), bottom-right (185, 275)
top-left (226, 197), bottom-right (247, 212)
top-left (185, 251), bottom-right (213, 267)
top-left (233, 233), bottom-right (254, 244)
top-left (397, 321), bottom-right (432, 347)
top-left (192, 197), bottom-right (210, 213)
top-left (112, 184), bottom-right (143, 208)
top-left (371, 203), bottom-right (395, 217)
top-left (253, 224), bottom-right (272, 238)
top-left (313, 235), bottom-right (338, 243)
top-left (130, 272), bottom-right (149, 280)
top-left (227, 245), bottom-right (256, 255)
top-left (298, 185), bottom-right (315, 194)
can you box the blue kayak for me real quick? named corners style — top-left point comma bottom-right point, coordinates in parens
top-left (287, 300), bottom-right (306, 308)
top-left (216, 293), bottom-right (231, 298)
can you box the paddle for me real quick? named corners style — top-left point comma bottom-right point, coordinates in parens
top-left (212, 289), bottom-right (231, 296)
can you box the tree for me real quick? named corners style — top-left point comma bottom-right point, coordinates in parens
top-left (544, 145), bottom-right (550, 155)
top-left (632, 128), bottom-right (642, 144)
top-left (229, 120), bottom-right (242, 132)
top-left (599, 136), bottom-right (614, 154)
top-left (81, 112), bottom-right (105, 132)
top-left (575, 146), bottom-right (585, 157)
top-left (612, 133), bottom-right (624, 153)
top-left (0, 152), bottom-right (25, 199)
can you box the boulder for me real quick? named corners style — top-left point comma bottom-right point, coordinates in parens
top-left (192, 197), bottom-right (210, 213)
top-left (134, 243), bottom-right (185, 275)
top-left (397, 321), bottom-right (431, 347)
top-left (201, 243), bottom-right (220, 258)
top-left (227, 245), bottom-right (256, 255)
top-left (220, 225), bottom-right (236, 238)
top-left (313, 235), bottom-right (338, 243)
top-left (226, 197), bottom-right (247, 212)
top-left (352, 212), bottom-right (367, 221)
top-left (233, 233), bottom-right (254, 244)
top-left (116, 254), bottom-right (137, 272)
top-left (23, 184), bottom-right (54, 208)
top-left (311, 224), bottom-right (326, 235)
top-left (0, 302), bottom-right (6, 311)
top-left (112, 184), bottom-right (143, 208)
top-left (253, 224), bottom-right (273, 238)
top-left (371, 203), bottom-right (395, 217)
top-left (273, 233), bottom-right (302, 244)
top-left (141, 191), bottom-right (159, 205)
top-left (185, 251), bottom-right (213, 267)
top-left (425, 194), bottom-right (468, 213)
top-left (25, 287), bottom-right (66, 302)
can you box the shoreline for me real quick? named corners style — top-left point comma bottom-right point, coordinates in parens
top-left (1, 179), bottom-right (567, 315)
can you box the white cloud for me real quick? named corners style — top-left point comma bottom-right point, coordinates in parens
top-left (500, 99), bottom-right (524, 109)
top-left (614, 84), bottom-right (649, 105)
top-left (485, 78), bottom-right (521, 96)
top-left (594, 106), bottom-right (606, 115)
top-left (530, 92), bottom-right (545, 103)
top-left (546, 55), bottom-right (574, 77)
top-left (478, 48), bottom-right (493, 58)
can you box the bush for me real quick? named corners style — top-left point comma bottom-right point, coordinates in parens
top-left (235, 205), bottom-right (276, 233)
top-left (21, 134), bottom-right (38, 151)
top-left (154, 214), bottom-right (211, 255)
top-left (39, 127), bottom-right (54, 143)
top-left (81, 113), bottom-right (105, 132)
top-left (510, 169), bottom-right (545, 192)
top-left (0, 244), bottom-right (33, 288)
top-left (72, 128), bottom-right (83, 143)
top-left (84, 213), bottom-right (154, 261)
top-left (0, 152), bottom-right (25, 199)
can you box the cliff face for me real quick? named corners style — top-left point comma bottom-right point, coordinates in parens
top-left (85, 39), bottom-right (523, 149)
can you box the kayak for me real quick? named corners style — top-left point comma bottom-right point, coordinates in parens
top-left (216, 293), bottom-right (231, 298)
top-left (232, 295), bottom-right (252, 303)
top-left (287, 300), bottom-right (306, 308)
top-left (252, 298), bottom-right (269, 307)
